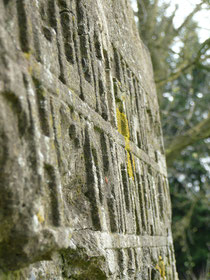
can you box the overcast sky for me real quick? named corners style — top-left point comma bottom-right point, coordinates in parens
top-left (131, 0), bottom-right (210, 42)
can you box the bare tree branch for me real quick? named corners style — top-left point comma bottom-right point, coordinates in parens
top-left (155, 61), bottom-right (194, 87)
top-left (166, 112), bottom-right (210, 166)
top-left (155, 38), bottom-right (210, 87)
top-left (175, 2), bottom-right (203, 34)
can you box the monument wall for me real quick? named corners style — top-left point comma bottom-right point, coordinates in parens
top-left (0, 0), bottom-right (177, 279)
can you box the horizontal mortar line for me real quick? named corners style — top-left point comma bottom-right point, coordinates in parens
top-left (59, 87), bottom-right (168, 178)
top-left (72, 230), bottom-right (173, 249)
top-left (63, 96), bottom-right (167, 177)
top-left (22, 57), bottom-right (167, 177)
top-left (98, 232), bottom-right (173, 249)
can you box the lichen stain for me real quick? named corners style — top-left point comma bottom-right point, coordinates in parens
top-left (37, 211), bottom-right (45, 223)
top-left (155, 256), bottom-right (166, 280)
top-left (23, 52), bottom-right (31, 61)
top-left (116, 107), bottom-right (135, 180)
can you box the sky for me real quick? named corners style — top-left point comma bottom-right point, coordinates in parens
top-left (166, 0), bottom-right (210, 42)
top-left (131, 0), bottom-right (210, 42)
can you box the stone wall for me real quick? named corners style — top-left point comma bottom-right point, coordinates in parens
top-left (0, 0), bottom-right (177, 279)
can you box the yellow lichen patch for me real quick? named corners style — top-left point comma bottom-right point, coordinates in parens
top-left (37, 212), bottom-right (45, 224)
top-left (132, 154), bottom-right (136, 173)
top-left (116, 107), bottom-right (135, 180)
top-left (57, 123), bottom-right (62, 139)
top-left (55, 88), bottom-right (60, 96)
top-left (116, 107), bottom-right (122, 135)
top-left (155, 256), bottom-right (166, 280)
top-left (126, 151), bottom-right (134, 180)
top-left (23, 52), bottom-right (32, 61)
top-left (50, 140), bottom-right (56, 151)
top-left (125, 135), bottom-right (130, 151)
top-left (28, 65), bottom-right (33, 75)
top-left (116, 107), bottom-right (130, 139)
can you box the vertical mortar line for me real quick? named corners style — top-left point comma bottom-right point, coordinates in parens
top-left (31, 13), bottom-right (42, 63)
top-left (162, 176), bottom-right (171, 235)
top-left (113, 46), bottom-right (123, 83)
top-left (133, 77), bottom-right (142, 148)
top-left (23, 74), bottom-right (42, 192)
top-left (121, 163), bottom-right (131, 214)
top-left (157, 175), bottom-right (165, 232)
top-left (104, 49), bottom-right (118, 127)
top-left (60, 10), bottom-right (75, 65)
top-left (74, 0), bottom-right (88, 100)
top-left (32, 77), bottom-right (50, 137)
top-left (49, 97), bottom-right (62, 173)
top-left (141, 162), bottom-right (150, 235)
top-left (48, 97), bottom-right (65, 226)
top-left (117, 151), bottom-right (128, 234)
top-left (149, 169), bottom-right (158, 236)
top-left (16, 0), bottom-right (31, 53)
top-left (91, 146), bottom-right (108, 231)
top-left (146, 167), bottom-right (155, 235)
top-left (48, 0), bottom-right (66, 84)
top-left (76, 1), bottom-right (92, 84)
top-left (98, 69), bottom-right (110, 121)
top-left (92, 147), bottom-right (103, 205)
top-left (136, 80), bottom-right (145, 149)
top-left (139, 87), bottom-right (148, 153)
top-left (133, 171), bottom-right (142, 235)
top-left (106, 137), bottom-right (120, 233)
top-left (87, 22), bottom-right (102, 114)
top-left (23, 74), bottom-right (55, 227)
top-left (151, 171), bottom-right (160, 236)
top-left (69, 0), bottom-right (84, 100)
top-left (108, 140), bottom-right (119, 232)
top-left (44, 163), bottom-right (61, 227)
top-left (111, 141), bottom-right (126, 233)
top-left (127, 248), bottom-right (136, 277)
top-left (129, 173), bottom-right (138, 234)
top-left (83, 125), bottom-right (102, 231)
top-left (164, 176), bottom-right (172, 222)
top-left (136, 171), bottom-right (146, 234)
top-left (145, 165), bottom-right (155, 235)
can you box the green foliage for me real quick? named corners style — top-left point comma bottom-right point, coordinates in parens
top-left (169, 143), bottom-right (210, 279)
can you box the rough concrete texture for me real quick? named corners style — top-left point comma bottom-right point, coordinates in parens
top-left (0, 0), bottom-right (178, 279)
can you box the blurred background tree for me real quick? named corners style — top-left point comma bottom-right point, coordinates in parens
top-left (132, 0), bottom-right (210, 279)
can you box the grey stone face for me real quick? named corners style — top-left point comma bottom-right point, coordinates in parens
top-left (0, 0), bottom-right (177, 279)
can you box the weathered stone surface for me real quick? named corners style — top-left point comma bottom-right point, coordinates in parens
top-left (0, 0), bottom-right (177, 279)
